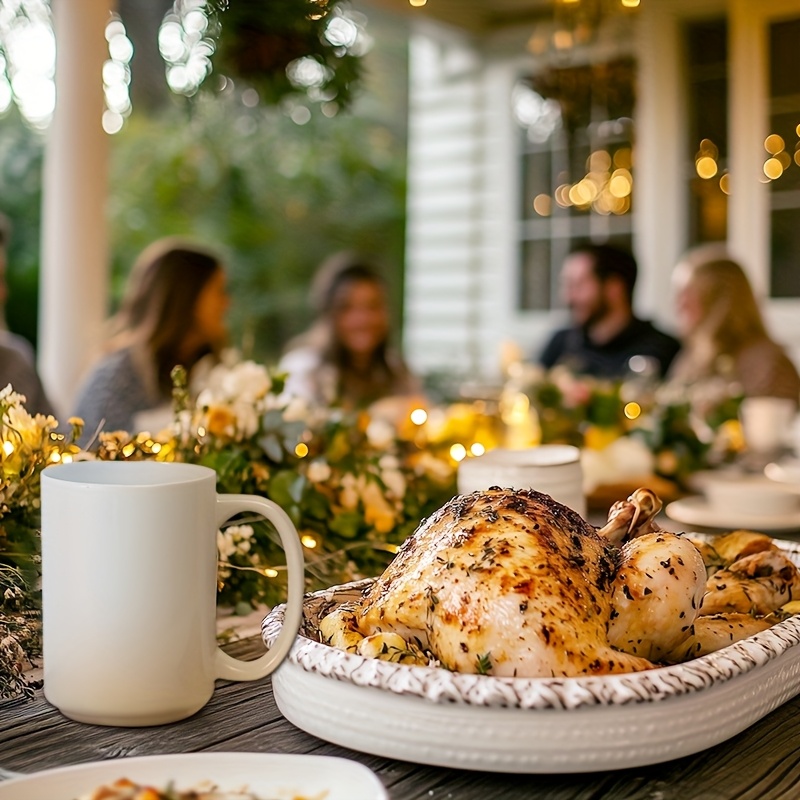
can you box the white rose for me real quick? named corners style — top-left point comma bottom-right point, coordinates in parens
top-left (366, 418), bottom-right (395, 449)
top-left (307, 460), bottom-right (332, 484)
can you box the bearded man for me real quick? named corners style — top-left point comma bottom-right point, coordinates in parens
top-left (538, 243), bottom-right (680, 379)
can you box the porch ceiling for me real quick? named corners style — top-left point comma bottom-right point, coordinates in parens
top-left (361, 0), bottom-right (554, 33)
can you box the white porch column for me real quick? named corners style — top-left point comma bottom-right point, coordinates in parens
top-left (39, 0), bottom-right (113, 419)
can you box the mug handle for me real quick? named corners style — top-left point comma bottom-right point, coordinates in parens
top-left (212, 494), bottom-right (305, 681)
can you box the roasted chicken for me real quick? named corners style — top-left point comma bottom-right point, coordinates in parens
top-left (321, 487), bottom-right (707, 677)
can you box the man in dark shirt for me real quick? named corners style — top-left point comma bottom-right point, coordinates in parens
top-left (539, 244), bottom-right (681, 379)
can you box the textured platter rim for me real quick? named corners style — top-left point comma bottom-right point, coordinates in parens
top-left (263, 535), bottom-right (800, 712)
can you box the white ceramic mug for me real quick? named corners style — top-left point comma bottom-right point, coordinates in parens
top-left (41, 461), bottom-right (304, 727)
top-left (457, 444), bottom-right (586, 517)
top-left (739, 396), bottom-right (796, 454)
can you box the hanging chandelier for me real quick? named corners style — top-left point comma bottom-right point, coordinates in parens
top-left (527, 0), bottom-right (641, 58)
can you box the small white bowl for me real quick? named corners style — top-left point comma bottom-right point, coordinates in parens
top-left (704, 473), bottom-right (799, 517)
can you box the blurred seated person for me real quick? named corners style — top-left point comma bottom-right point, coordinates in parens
top-left (667, 244), bottom-right (800, 403)
top-left (538, 243), bottom-right (681, 379)
top-left (279, 252), bottom-right (420, 410)
top-left (72, 238), bottom-right (229, 442)
top-left (0, 342), bottom-right (56, 417)
top-left (0, 211), bottom-right (36, 365)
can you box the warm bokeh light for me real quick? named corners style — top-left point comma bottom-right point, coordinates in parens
top-left (623, 402), bottom-right (642, 420)
top-left (609, 170), bottom-right (632, 197)
top-left (410, 408), bottom-right (428, 425)
top-left (765, 134), bottom-right (785, 155)
top-left (588, 150), bottom-right (612, 172)
top-left (295, 443), bottom-right (309, 457)
top-left (450, 443), bottom-right (467, 462)
top-left (764, 157), bottom-right (784, 180)
top-left (554, 183), bottom-right (572, 208)
top-left (719, 173), bottom-right (730, 194)
top-left (695, 156), bottom-right (718, 179)
top-left (263, 568), bottom-right (279, 578)
top-left (621, 0), bottom-right (640, 6)
top-left (568, 182), bottom-right (591, 206)
top-left (533, 193), bottom-right (552, 216)
top-left (698, 138), bottom-right (718, 159)
top-left (777, 151), bottom-right (792, 169)
top-left (795, 150), bottom-right (800, 168)
top-left (301, 534), bottom-right (318, 549)
top-left (613, 147), bottom-right (632, 169)
top-left (470, 443), bottom-right (486, 457)
top-left (409, 0), bottom-right (427, 6)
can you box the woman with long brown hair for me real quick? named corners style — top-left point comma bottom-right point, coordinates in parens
top-left (280, 252), bottom-right (419, 410)
top-left (72, 238), bottom-right (229, 439)
top-left (667, 244), bottom-right (799, 402)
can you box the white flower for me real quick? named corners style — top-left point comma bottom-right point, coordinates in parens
top-left (217, 529), bottom-right (236, 560)
top-left (381, 467), bottom-right (406, 499)
top-left (282, 396), bottom-right (310, 422)
top-left (378, 454), bottom-right (399, 470)
top-left (221, 361), bottom-right (272, 403)
top-left (218, 524), bottom-right (256, 559)
top-left (231, 401), bottom-right (260, 439)
top-left (307, 460), bottom-right (332, 484)
top-left (339, 472), bottom-right (362, 510)
top-left (366, 418), bottom-right (395, 449)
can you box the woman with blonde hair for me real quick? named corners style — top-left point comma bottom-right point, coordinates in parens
top-left (72, 238), bottom-right (230, 440)
top-left (667, 244), bottom-right (799, 403)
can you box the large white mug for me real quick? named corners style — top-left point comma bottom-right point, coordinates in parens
top-left (739, 396), bottom-right (796, 454)
top-left (41, 461), bottom-right (304, 727)
top-left (457, 444), bottom-right (586, 517)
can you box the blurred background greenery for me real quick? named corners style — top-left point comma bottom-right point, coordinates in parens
top-left (0, 0), bottom-right (409, 365)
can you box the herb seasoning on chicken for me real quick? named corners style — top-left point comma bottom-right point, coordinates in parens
top-left (321, 487), bottom-right (707, 677)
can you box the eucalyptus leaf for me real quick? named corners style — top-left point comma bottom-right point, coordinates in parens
top-left (260, 433), bottom-right (284, 463)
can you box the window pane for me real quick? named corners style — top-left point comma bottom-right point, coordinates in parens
top-left (520, 239), bottom-right (552, 311)
top-left (685, 18), bottom-right (728, 246)
top-left (768, 17), bottom-right (800, 298)
top-left (516, 58), bottom-right (635, 311)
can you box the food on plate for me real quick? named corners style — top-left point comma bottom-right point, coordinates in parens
top-left (77, 776), bottom-right (291, 800)
top-left (662, 612), bottom-right (774, 662)
top-left (320, 488), bottom-right (800, 677)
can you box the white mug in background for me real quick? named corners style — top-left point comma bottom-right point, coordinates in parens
top-left (41, 461), bottom-right (304, 727)
top-left (457, 444), bottom-right (586, 517)
top-left (739, 397), bottom-right (796, 454)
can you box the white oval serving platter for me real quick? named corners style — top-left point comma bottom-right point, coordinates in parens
top-left (263, 536), bottom-right (800, 774)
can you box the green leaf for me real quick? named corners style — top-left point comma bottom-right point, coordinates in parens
top-left (269, 469), bottom-right (307, 507)
top-left (329, 511), bottom-right (362, 539)
top-left (260, 433), bottom-right (283, 463)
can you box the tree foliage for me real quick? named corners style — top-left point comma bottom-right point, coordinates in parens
top-left (0, 2), bottom-right (409, 366)
top-left (108, 90), bottom-right (406, 364)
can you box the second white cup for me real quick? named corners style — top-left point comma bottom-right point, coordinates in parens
top-left (457, 444), bottom-right (586, 517)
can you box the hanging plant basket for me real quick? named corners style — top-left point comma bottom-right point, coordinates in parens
top-left (207, 0), bottom-right (364, 109)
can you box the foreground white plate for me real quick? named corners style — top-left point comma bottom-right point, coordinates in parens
top-left (264, 537), bottom-right (800, 774)
top-left (0, 753), bottom-right (387, 800)
top-left (666, 495), bottom-right (800, 532)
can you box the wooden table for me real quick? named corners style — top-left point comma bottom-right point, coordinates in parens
top-left (4, 637), bottom-right (800, 799)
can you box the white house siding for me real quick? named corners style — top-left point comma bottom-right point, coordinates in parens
top-left (403, 20), bottom-right (517, 381)
top-left (402, 0), bottom-right (800, 381)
